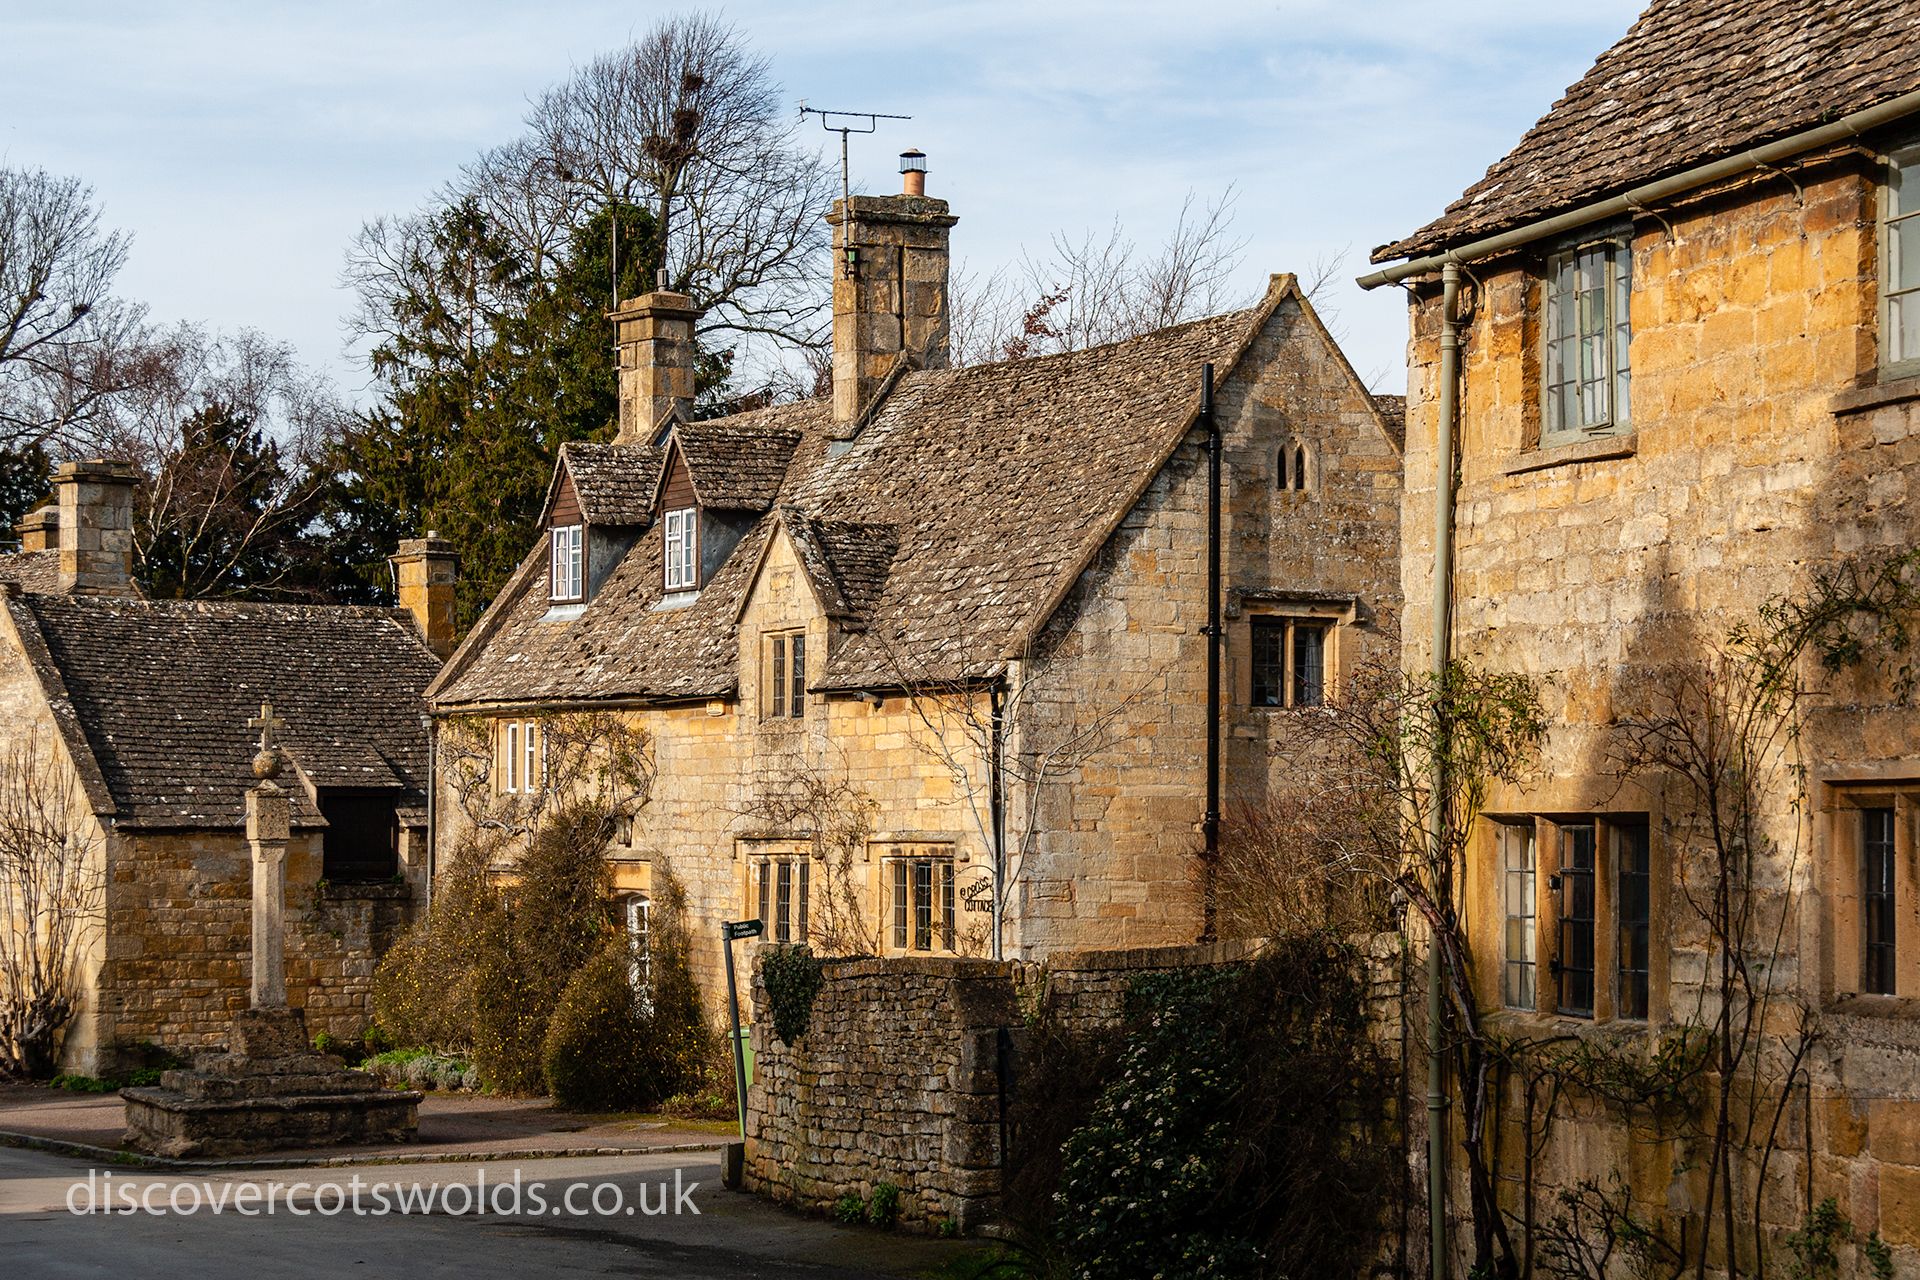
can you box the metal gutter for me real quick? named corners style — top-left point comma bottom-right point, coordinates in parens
top-left (1358, 87), bottom-right (1920, 289)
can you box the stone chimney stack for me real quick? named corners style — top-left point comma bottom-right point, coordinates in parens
top-left (54, 459), bottom-right (136, 595)
top-left (826, 151), bottom-right (957, 431)
top-left (390, 533), bottom-right (459, 660)
top-left (14, 505), bottom-right (57, 553)
top-left (610, 289), bottom-right (701, 444)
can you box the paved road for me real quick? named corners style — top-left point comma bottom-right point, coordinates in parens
top-left (0, 1145), bottom-right (982, 1279)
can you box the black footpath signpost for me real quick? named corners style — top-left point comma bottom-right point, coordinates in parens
top-left (721, 919), bottom-right (764, 1144)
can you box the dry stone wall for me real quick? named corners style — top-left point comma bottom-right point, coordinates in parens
top-left (743, 937), bottom-right (1407, 1235)
top-left (744, 954), bottom-right (1015, 1231)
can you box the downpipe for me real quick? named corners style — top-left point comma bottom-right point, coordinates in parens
top-left (1425, 262), bottom-right (1462, 1280)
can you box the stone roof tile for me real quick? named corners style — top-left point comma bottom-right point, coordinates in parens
top-left (9, 595), bottom-right (440, 828)
top-left (433, 297), bottom-right (1274, 707)
top-left (1374, 0), bottom-right (1920, 262)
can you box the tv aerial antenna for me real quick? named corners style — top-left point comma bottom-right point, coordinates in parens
top-left (799, 103), bottom-right (911, 208)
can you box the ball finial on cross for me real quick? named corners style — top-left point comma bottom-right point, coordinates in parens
top-left (248, 700), bottom-right (287, 780)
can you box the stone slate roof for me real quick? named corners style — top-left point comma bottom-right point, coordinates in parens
top-left (675, 417), bottom-right (805, 512)
top-left (556, 442), bottom-right (660, 525)
top-left (1370, 395), bottom-right (1406, 447)
top-left (432, 286), bottom-right (1311, 709)
top-left (0, 551), bottom-right (60, 593)
top-left (5, 593), bottom-right (440, 829)
top-left (1374, 0), bottom-right (1920, 262)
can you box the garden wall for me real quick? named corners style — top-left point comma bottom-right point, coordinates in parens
top-left (744, 954), bottom-right (1016, 1231)
top-left (743, 936), bottom-right (1406, 1234)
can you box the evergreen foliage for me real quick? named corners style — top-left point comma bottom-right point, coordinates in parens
top-left (322, 199), bottom-right (664, 622)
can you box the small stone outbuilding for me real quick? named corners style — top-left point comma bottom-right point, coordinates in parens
top-left (0, 461), bottom-right (450, 1074)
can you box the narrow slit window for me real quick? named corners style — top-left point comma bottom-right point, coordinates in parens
top-left (1864, 807), bottom-right (1897, 995)
top-left (1556, 823), bottom-right (1597, 1017)
top-left (1616, 821), bottom-right (1651, 1019)
top-left (1502, 823), bottom-right (1537, 1010)
top-left (524, 721), bottom-right (539, 792)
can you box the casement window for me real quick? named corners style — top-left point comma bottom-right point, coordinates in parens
top-left (1492, 813), bottom-right (1654, 1022)
top-left (549, 524), bottom-right (583, 602)
top-left (1250, 617), bottom-right (1331, 708)
top-left (663, 507), bottom-right (698, 591)
top-left (890, 854), bottom-right (956, 952)
top-left (1886, 145), bottom-right (1920, 372)
top-left (1542, 238), bottom-right (1631, 443)
top-left (765, 630), bottom-right (808, 719)
top-left (1501, 822), bottom-right (1538, 1010)
top-left (1554, 823), bottom-right (1599, 1016)
top-left (753, 853), bottom-right (810, 944)
top-left (1616, 822), bottom-right (1652, 1019)
top-left (498, 719), bottom-right (541, 794)
top-left (1826, 792), bottom-right (1920, 1000)
top-left (1863, 807), bottom-right (1898, 995)
top-left (623, 893), bottom-right (651, 994)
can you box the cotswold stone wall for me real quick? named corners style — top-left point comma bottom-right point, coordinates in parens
top-left (744, 955), bottom-right (1016, 1231)
top-left (744, 938), bottom-right (1407, 1235)
top-left (91, 829), bottom-right (416, 1073)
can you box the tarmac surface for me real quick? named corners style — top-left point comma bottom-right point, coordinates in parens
top-left (0, 1143), bottom-right (985, 1279)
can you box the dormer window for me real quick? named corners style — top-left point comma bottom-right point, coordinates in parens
top-left (549, 524), bottom-right (583, 602)
top-left (663, 508), bottom-right (698, 590)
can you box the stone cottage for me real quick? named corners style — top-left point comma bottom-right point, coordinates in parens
top-left (428, 159), bottom-right (1404, 999)
top-left (1365, 0), bottom-right (1920, 1269)
top-left (0, 461), bottom-right (452, 1074)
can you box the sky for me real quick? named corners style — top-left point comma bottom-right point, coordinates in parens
top-left (2, 1), bottom-right (1647, 400)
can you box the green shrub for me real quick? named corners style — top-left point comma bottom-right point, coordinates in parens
top-left (1044, 935), bottom-right (1396, 1280)
top-left (866, 1182), bottom-right (902, 1229)
top-left (543, 939), bottom-right (652, 1110)
top-left (761, 944), bottom-right (824, 1044)
top-left (372, 837), bottom-right (502, 1049)
top-left (832, 1193), bottom-right (866, 1225)
top-left (543, 878), bottom-right (711, 1111)
top-left (361, 1048), bottom-right (476, 1092)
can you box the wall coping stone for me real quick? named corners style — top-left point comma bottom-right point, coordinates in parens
top-left (1041, 937), bottom-right (1266, 972)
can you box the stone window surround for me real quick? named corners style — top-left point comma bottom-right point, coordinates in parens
top-left (1819, 777), bottom-right (1920, 1007)
top-left (496, 717), bottom-right (541, 795)
top-left (732, 834), bottom-right (978, 954)
top-left (1538, 229), bottom-right (1634, 448)
top-left (740, 840), bottom-right (811, 945)
top-left (1475, 809), bottom-right (1665, 1028)
top-left (762, 628), bottom-right (808, 722)
top-left (1237, 596), bottom-right (1355, 710)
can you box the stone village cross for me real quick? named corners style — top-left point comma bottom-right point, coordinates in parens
top-left (245, 700), bottom-right (291, 1009)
